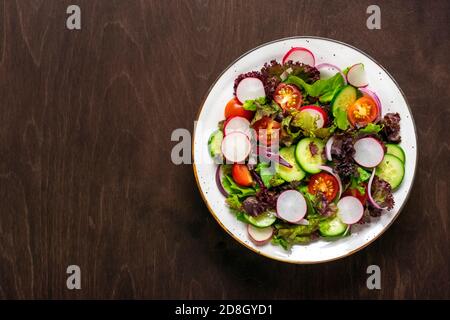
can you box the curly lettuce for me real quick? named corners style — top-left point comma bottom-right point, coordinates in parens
top-left (221, 166), bottom-right (256, 198)
top-left (260, 60), bottom-right (320, 96)
top-left (242, 97), bottom-right (281, 124)
top-left (370, 176), bottom-right (395, 210)
top-left (272, 218), bottom-right (321, 250)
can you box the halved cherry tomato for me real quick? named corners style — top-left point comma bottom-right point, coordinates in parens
top-left (225, 98), bottom-right (254, 121)
top-left (273, 83), bottom-right (302, 112)
top-left (347, 96), bottom-right (378, 127)
top-left (308, 173), bottom-right (339, 201)
top-left (232, 164), bottom-right (253, 187)
top-left (252, 116), bottom-right (281, 146)
top-left (343, 183), bottom-right (368, 205)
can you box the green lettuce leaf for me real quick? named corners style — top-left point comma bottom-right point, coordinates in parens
top-left (333, 105), bottom-right (350, 130)
top-left (291, 110), bottom-right (318, 131)
top-left (271, 235), bottom-right (292, 250)
top-left (285, 73), bottom-right (345, 103)
top-left (251, 100), bottom-right (281, 124)
top-left (221, 172), bottom-right (256, 198)
top-left (280, 115), bottom-right (302, 146)
top-left (234, 210), bottom-right (248, 223)
top-left (290, 110), bottom-right (336, 139)
top-left (226, 194), bottom-right (243, 211)
top-left (358, 123), bottom-right (383, 134)
top-left (226, 196), bottom-right (251, 222)
top-left (242, 97), bottom-right (281, 124)
top-left (256, 162), bottom-right (284, 188)
top-left (298, 185), bottom-right (317, 216)
top-left (350, 167), bottom-right (371, 194)
top-left (243, 97), bottom-right (267, 111)
top-left (272, 217), bottom-right (321, 250)
top-left (357, 167), bottom-right (371, 181)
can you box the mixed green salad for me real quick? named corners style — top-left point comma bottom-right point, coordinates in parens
top-left (208, 47), bottom-right (405, 250)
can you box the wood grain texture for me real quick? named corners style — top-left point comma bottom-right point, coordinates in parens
top-left (0, 0), bottom-right (448, 299)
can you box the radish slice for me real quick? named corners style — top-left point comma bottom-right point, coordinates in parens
top-left (353, 137), bottom-right (385, 168)
top-left (325, 136), bottom-right (334, 161)
top-left (282, 47), bottom-right (315, 66)
top-left (294, 219), bottom-right (309, 226)
top-left (221, 132), bottom-right (251, 163)
top-left (247, 224), bottom-right (273, 245)
top-left (276, 190), bottom-right (307, 223)
top-left (224, 116), bottom-right (251, 138)
top-left (299, 105), bottom-right (327, 128)
top-left (359, 87), bottom-right (382, 121)
top-left (347, 63), bottom-right (368, 88)
top-left (215, 165), bottom-right (228, 197)
top-left (276, 210), bottom-right (309, 226)
top-left (337, 196), bottom-right (364, 224)
top-left (316, 63), bottom-right (346, 84)
top-left (318, 165), bottom-right (343, 200)
top-left (235, 77), bottom-right (265, 103)
top-left (367, 169), bottom-right (384, 210)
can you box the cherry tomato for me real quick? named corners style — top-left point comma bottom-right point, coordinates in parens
top-left (347, 96), bottom-right (378, 127)
top-left (273, 83), bottom-right (302, 112)
top-left (231, 164), bottom-right (253, 187)
top-left (308, 173), bottom-right (339, 201)
top-left (252, 116), bottom-right (281, 146)
top-left (343, 184), bottom-right (368, 205)
top-left (225, 98), bottom-right (254, 121)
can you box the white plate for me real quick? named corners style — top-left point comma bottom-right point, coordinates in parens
top-left (193, 37), bottom-right (417, 264)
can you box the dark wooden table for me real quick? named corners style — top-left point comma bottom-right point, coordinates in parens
top-left (0, 0), bottom-right (448, 299)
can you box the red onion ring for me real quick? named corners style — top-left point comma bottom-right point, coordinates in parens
top-left (318, 165), bottom-right (343, 200)
top-left (316, 63), bottom-right (347, 84)
top-left (367, 169), bottom-right (385, 210)
top-left (257, 145), bottom-right (292, 168)
top-left (358, 87), bottom-right (382, 122)
top-left (325, 136), bottom-right (334, 161)
top-left (249, 168), bottom-right (265, 189)
top-left (215, 165), bottom-right (228, 197)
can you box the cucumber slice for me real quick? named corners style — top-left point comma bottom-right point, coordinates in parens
top-left (319, 216), bottom-right (347, 237)
top-left (331, 85), bottom-right (357, 130)
top-left (375, 154), bottom-right (405, 189)
top-left (208, 130), bottom-right (223, 160)
top-left (244, 211), bottom-right (277, 228)
top-left (386, 144), bottom-right (406, 163)
top-left (295, 137), bottom-right (325, 174)
top-left (276, 146), bottom-right (306, 182)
